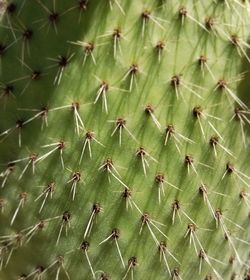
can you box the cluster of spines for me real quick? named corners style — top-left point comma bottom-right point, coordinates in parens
top-left (0, 0), bottom-right (250, 279)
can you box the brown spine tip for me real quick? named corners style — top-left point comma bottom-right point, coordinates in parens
top-left (142, 10), bottom-right (151, 20)
top-left (184, 155), bottom-right (193, 166)
top-left (0, 43), bottom-right (6, 56)
top-left (144, 104), bottom-right (154, 114)
top-left (187, 223), bottom-right (196, 232)
top-left (48, 182), bottom-right (56, 192)
top-left (7, 162), bottom-right (16, 170)
top-left (155, 41), bottom-right (165, 51)
top-left (100, 81), bottom-right (109, 91)
top-left (128, 256), bottom-right (138, 267)
top-left (79, 0), bottom-right (88, 11)
top-left (3, 85), bottom-right (14, 96)
top-left (198, 55), bottom-right (207, 66)
top-left (234, 107), bottom-right (241, 121)
top-left (165, 124), bottom-right (175, 136)
top-left (57, 140), bottom-right (65, 150)
top-left (113, 28), bottom-right (121, 39)
top-left (230, 272), bottom-right (237, 280)
top-left (136, 147), bottom-right (146, 157)
top-left (209, 135), bottom-right (219, 146)
top-left (15, 233), bottom-right (24, 245)
top-left (205, 17), bottom-right (214, 30)
top-left (199, 184), bottom-right (208, 195)
top-left (6, 3), bottom-right (17, 15)
top-left (102, 158), bottom-right (113, 171)
top-left (19, 274), bottom-right (27, 280)
top-left (38, 220), bottom-right (45, 230)
top-left (71, 102), bottom-right (80, 111)
top-left (229, 255), bottom-right (235, 265)
top-left (158, 240), bottom-right (167, 252)
top-left (62, 211), bottom-right (71, 222)
top-left (0, 198), bottom-right (6, 209)
top-left (141, 213), bottom-right (150, 223)
top-left (198, 249), bottom-right (206, 259)
top-left (129, 64), bottom-right (139, 75)
top-left (192, 106), bottom-right (203, 118)
top-left (16, 119), bottom-right (24, 128)
top-left (122, 187), bottom-right (132, 199)
top-left (22, 29), bottom-right (33, 40)
top-left (111, 228), bottom-right (120, 239)
top-left (230, 34), bottom-right (239, 46)
top-left (85, 42), bottom-right (95, 54)
top-left (171, 75), bottom-right (181, 87)
top-left (49, 12), bottom-right (59, 23)
top-left (216, 79), bottom-right (227, 90)
top-left (215, 208), bottom-right (222, 221)
top-left (86, 131), bottom-right (94, 140)
top-left (179, 7), bottom-right (187, 18)
top-left (31, 70), bottom-right (41, 80)
top-left (36, 265), bottom-right (45, 274)
top-left (99, 272), bottom-right (110, 280)
top-left (171, 268), bottom-right (180, 278)
top-left (155, 173), bottom-right (164, 184)
top-left (172, 199), bottom-right (181, 210)
top-left (72, 171), bottom-right (81, 182)
top-left (19, 192), bottom-right (27, 201)
top-left (40, 106), bottom-right (48, 116)
top-left (93, 203), bottom-right (101, 214)
top-left (81, 240), bottom-right (89, 251)
top-left (29, 153), bottom-right (38, 162)
top-left (116, 118), bottom-right (126, 128)
top-left (58, 56), bottom-right (69, 67)
top-left (226, 162), bottom-right (235, 174)
top-left (56, 255), bottom-right (65, 265)
top-left (239, 190), bottom-right (246, 199)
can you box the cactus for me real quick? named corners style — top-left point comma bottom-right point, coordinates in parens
top-left (0, 0), bottom-right (250, 279)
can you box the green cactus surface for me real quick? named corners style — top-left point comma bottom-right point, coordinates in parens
top-left (0, 0), bottom-right (250, 279)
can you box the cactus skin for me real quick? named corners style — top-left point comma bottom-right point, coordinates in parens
top-left (0, 0), bottom-right (250, 279)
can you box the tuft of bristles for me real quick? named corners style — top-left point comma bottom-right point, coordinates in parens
top-left (0, 0), bottom-right (250, 279)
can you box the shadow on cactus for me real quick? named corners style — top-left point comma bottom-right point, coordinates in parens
top-left (0, 1), bottom-right (250, 279)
